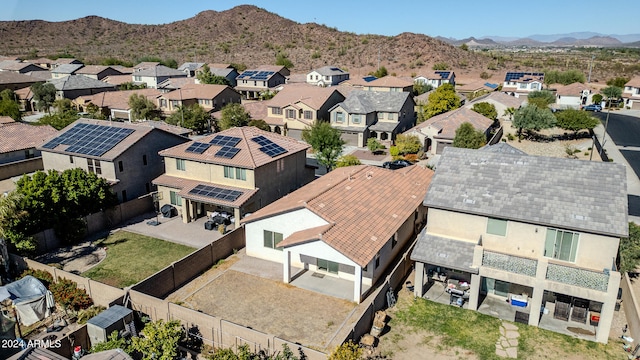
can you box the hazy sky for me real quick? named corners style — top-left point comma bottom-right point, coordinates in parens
top-left (2, 0), bottom-right (639, 39)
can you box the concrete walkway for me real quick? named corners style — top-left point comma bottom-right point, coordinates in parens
top-left (495, 321), bottom-right (519, 358)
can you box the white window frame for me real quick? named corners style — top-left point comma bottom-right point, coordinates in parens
top-left (544, 228), bottom-right (579, 262)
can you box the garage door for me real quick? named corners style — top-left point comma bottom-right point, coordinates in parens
top-left (287, 129), bottom-right (303, 140)
top-left (436, 141), bottom-right (450, 154)
top-left (632, 101), bottom-right (640, 110)
top-left (340, 131), bottom-right (359, 146)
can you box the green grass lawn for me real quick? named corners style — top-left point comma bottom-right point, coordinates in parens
top-left (82, 230), bottom-right (195, 288)
top-left (392, 296), bottom-right (626, 360)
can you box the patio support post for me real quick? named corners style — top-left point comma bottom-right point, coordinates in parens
top-left (596, 271), bottom-right (621, 343)
top-left (468, 274), bottom-right (481, 310)
top-left (233, 208), bottom-right (241, 228)
top-left (354, 266), bottom-right (362, 304)
top-left (414, 262), bottom-right (425, 297)
top-left (528, 258), bottom-right (549, 327)
top-left (183, 199), bottom-right (191, 223)
top-left (282, 250), bottom-right (291, 283)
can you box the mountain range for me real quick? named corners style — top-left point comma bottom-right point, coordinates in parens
top-left (439, 32), bottom-right (640, 48)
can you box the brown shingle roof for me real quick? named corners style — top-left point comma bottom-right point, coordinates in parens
top-left (625, 76), bottom-right (640, 88)
top-left (467, 91), bottom-right (525, 109)
top-left (102, 74), bottom-right (136, 85)
top-left (554, 82), bottom-right (591, 96)
top-left (159, 126), bottom-right (309, 169)
top-left (267, 83), bottom-right (342, 110)
top-left (162, 83), bottom-right (230, 100)
top-left (411, 107), bottom-right (494, 139)
top-left (77, 88), bottom-right (161, 110)
top-left (76, 65), bottom-right (119, 75)
top-left (153, 174), bottom-right (258, 208)
top-left (245, 165), bottom-right (434, 266)
top-left (0, 121), bottom-right (57, 153)
top-left (0, 71), bottom-right (38, 85)
top-left (366, 75), bottom-right (413, 88)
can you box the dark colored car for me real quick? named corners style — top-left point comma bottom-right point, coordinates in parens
top-left (382, 160), bottom-right (412, 169)
top-left (583, 104), bottom-right (602, 112)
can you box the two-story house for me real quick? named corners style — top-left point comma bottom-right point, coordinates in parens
top-left (75, 65), bottom-right (124, 81)
top-left (414, 71), bottom-right (456, 88)
top-left (0, 117), bottom-right (57, 181)
top-left (0, 60), bottom-right (47, 74)
top-left (263, 84), bottom-right (345, 139)
top-left (38, 118), bottom-right (189, 202)
top-left (623, 77), bottom-right (640, 110)
top-left (329, 90), bottom-right (416, 147)
top-left (411, 147), bottom-right (627, 343)
top-left (404, 107), bottom-right (494, 155)
top-left (50, 64), bottom-right (84, 79)
top-left (364, 76), bottom-right (413, 93)
top-left (157, 83), bottom-right (241, 115)
top-left (306, 66), bottom-right (349, 87)
top-left (502, 72), bottom-right (545, 98)
top-left (234, 66), bottom-right (288, 100)
top-left (552, 82), bottom-right (592, 110)
top-left (153, 127), bottom-right (315, 227)
top-left (48, 75), bottom-right (116, 100)
top-left (132, 65), bottom-right (187, 89)
top-left (243, 164), bottom-right (434, 303)
top-left (0, 72), bottom-right (38, 92)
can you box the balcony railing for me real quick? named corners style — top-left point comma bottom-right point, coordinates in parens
top-left (546, 263), bottom-right (609, 292)
top-left (482, 251), bottom-right (537, 277)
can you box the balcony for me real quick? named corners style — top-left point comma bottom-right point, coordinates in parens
top-left (546, 263), bottom-right (609, 292)
top-left (482, 251), bottom-right (537, 277)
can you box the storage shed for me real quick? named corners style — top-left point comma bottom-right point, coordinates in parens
top-left (86, 305), bottom-right (134, 345)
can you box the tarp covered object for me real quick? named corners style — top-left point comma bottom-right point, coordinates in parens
top-left (0, 276), bottom-right (53, 326)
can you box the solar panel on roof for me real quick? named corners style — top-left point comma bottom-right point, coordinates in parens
top-left (259, 143), bottom-right (287, 157)
top-left (41, 123), bottom-right (134, 157)
top-left (188, 184), bottom-right (243, 202)
top-left (209, 135), bottom-right (241, 147)
top-left (185, 142), bottom-right (211, 154)
top-left (250, 135), bottom-right (270, 146)
top-left (215, 146), bottom-right (240, 159)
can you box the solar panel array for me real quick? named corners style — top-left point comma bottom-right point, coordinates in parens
top-left (185, 142), bottom-right (211, 154)
top-left (484, 82), bottom-right (499, 90)
top-left (237, 70), bottom-right (276, 80)
top-left (41, 123), bottom-right (134, 157)
top-left (435, 71), bottom-right (450, 79)
top-left (251, 135), bottom-right (287, 158)
top-left (209, 135), bottom-right (241, 147)
top-left (505, 72), bottom-right (544, 82)
top-left (215, 146), bottom-right (241, 159)
top-left (189, 184), bottom-right (243, 202)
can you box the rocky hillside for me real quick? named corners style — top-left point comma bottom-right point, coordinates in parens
top-left (0, 5), bottom-right (488, 76)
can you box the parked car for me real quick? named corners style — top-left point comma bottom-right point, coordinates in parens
top-left (382, 160), bottom-right (412, 169)
top-left (583, 104), bottom-right (602, 112)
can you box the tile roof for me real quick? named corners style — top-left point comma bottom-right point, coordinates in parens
top-left (0, 120), bottom-right (57, 153)
top-left (245, 165), bottom-right (434, 267)
top-left (311, 66), bottom-right (349, 77)
top-left (153, 174), bottom-right (258, 208)
top-left (14, 86), bottom-right (34, 100)
top-left (424, 147), bottom-right (628, 237)
top-left (411, 234), bottom-right (478, 273)
top-left (102, 74), bottom-right (137, 85)
top-left (625, 77), bottom-right (640, 88)
top-left (554, 82), bottom-right (591, 96)
top-left (131, 120), bottom-right (192, 136)
top-left (177, 62), bottom-right (205, 71)
top-left (162, 83), bottom-right (230, 100)
top-left (479, 142), bottom-right (526, 155)
top-left (24, 70), bottom-right (52, 81)
top-left (77, 88), bottom-right (161, 110)
top-left (38, 118), bottom-right (184, 161)
top-left (209, 67), bottom-right (235, 77)
top-left (52, 63), bottom-right (84, 74)
top-left (54, 58), bottom-right (82, 65)
top-left (455, 79), bottom-right (495, 92)
top-left (467, 91), bottom-right (525, 109)
top-left (208, 63), bottom-right (232, 69)
top-left (0, 71), bottom-right (38, 85)
top-left (0, 60), bottom-right (45, 72)
top-left (133, 62), bottom-right (160, 70)
top-left (415, 71), bottom-right (455, 81)
top-left (49, 75), bottom-right (116, 91)
top-left (242, 101), bottom-right (269, 121)
top-left (76, 65), bottom-right (121, 75)
top-left (366, 75), bottom-right (413, 88)
top-left (157, 77), bottom-right (197, 90)
top-left (159, 126), bottom-right (309, 169)
top-left (409, 107), bottom-right (493, 139)
top-left (268, 83), bottom-right (343, 110)
top-left (337, 90), bottom-right (411, 114)
top-left (134, 65), bottom-right (185, 77)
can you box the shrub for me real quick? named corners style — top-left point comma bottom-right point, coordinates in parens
top-left (77, 305), bottom-right (106, 324)
top-left (389, 146), bottom-right (399, 157)
top-left (404, 154), bottom-right (418, 162)
top-left (19, 269), bottom-right (54, 288)
top-left (50, 277), bottom-right (93, 311)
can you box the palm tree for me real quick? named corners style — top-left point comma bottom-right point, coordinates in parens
top-left (503, 107), bottom-right (515, 121)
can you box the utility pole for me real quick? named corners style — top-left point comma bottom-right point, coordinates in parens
top-left (377, 48), bottom-right (381, 72)
top-left (588, 55), bottom-right (595, 83)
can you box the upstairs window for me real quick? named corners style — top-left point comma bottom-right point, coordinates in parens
top-left (335, 111), bottom-right (344, 123)
top-left (176, 159), bottom-right (186, 171)
top-left (286, 109), bottom-right (296, 119)
top-left (545, 229), bottom-right (579, 262)
top-left (304, 110), bottom-right (313, 120)
top-left (486, 218), bottom-right (507, 236)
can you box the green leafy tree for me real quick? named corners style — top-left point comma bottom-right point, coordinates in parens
top-left (512, 105), bottom-right (556, 138)
top-left (395, 134), bottom-right (421, 155)
top-left (218, 103), bottom-right (250, 130)
top-left (543, 70), bottom-right (585, 85)
top-left (166, 104), bottom-right (210, 133)
top-left (607, 77), bottom-right (630, 88)
top-left (425, 83), bottom-right (460, 118)
top-left (471, 102), bottom-right (498, 121)
top-left (328, 340), bottom-right (362, 360)
top-left (31, 82), bottom-right (57, 114)
top-left (460, 43), bottom-right (469, 51)
top-left (37, 111), bottom-right (80, 130)
top-left (620, 222), bottom-right (640, 273)
top-left (302, 121), bottom-right (345, 172)
top-left (367, 138), bottom-right (384, 153)
top-left (555, 109), bottom-right (599, 135)
top-left (601, 86), bottom-right (623, 107)
top-left (85, 103), bottom-right (106, 120)
top-left (413, 82), bottom-right (433, 96)
top-left (453, 122), bottom-right (486, 149)
top-left (50, 277), bottom-right (93, 311)
top-left (336, 154), bottom-right (362, 168)
top-left (0, 89), bottom-right (21, 120)
top-left (118, 82), bottom-right (147, 90)
top-left (275, 52), bottom-right (294, 69)
top-left (131, 319), bottom-right (184, 360)
top-left (369, 66), bottom-right (388, 78)
top-left (248, 119), bottom-right (271, 131)
top-left (526, 90), bottom-right (556, 109)
top-left (592, 94), bottom-right (603, 105)
top-left (128, 93), bottom-right (160, 121)
top-left (230, 63), bottom-right (247, 72)
top-left (197, 64), bottom-right (231, 85)
top-left (90, 330), bottom-right (131, 354)
top-left (206, 344), bottom-right (299, 360)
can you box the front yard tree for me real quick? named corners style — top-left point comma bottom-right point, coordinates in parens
top-left (336, 154), bottom-right (362, 168)
top-left (128, 93), bottom-right (160, 121)
top-left (275, 52), bottom-right (294, 69)
top-left (471, 102), bottom-right (498, 121)
top-left (302, 121), bottom-right (345, 172)
top-left (218, 103), bottom-right (250, 130)
top-left (31, 82), bottom-right (56, 114)
top-left (131, 319), bottom-right (184, 360)
top-left (425, 83), bottom-right (460, 118)
top-left (166, 104), bottom-right (210, 133)
top-left (619, 222), bottom-right (640, 273)
top-left (453, 122), bottom-right (486, 149)
top-left (554, 109), bottom-right (599, 135)
top-left (607, 77), bottom-right (630, 88)
top-left (248, 119), bottom-right (271, 131)
top-left (370, 66), bottom-right (388, 78)
top-left (601, 86), bottom-right (623, 107)
top-left (0, 89), bottom-right (21, 120)
top-left (502, 107), bottom-right (515, 121)
top-left (395, 134), bottom-right (422, 155)
top-left (196, 64), bottom-right (231, 85)
top-left (512, 105), bottom-right (556, 138)
top-left (526, 90), bottom-right (555, 109)
top-left (367, 137), bottom-right (384, 153)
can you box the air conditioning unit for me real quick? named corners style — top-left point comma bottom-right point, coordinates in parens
top-left (582, 89), bottom-right (590, 96)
